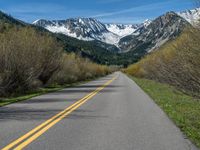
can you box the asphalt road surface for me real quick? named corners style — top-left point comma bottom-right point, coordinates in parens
top-left (0, 72), bottom-right (198, 150)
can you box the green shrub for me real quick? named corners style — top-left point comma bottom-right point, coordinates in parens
top-left (125, 28), bottom-right (200, 96)
top-left (49, 53), bottom-right (111, 85)
top-left (0, 26), bottom-right (112, 97)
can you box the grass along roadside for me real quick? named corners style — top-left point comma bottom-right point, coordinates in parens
top-left (129, 76), bottom-right (200, 148)
top-left (0, 79), bottom-right (97, 107)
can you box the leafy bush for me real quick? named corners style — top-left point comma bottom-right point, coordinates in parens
top-left (49, 53), bottom-right (111, 85)
top-left (125, 28), bottom-right (200, 96)
top-left (0, 27), bottom-right (63, 96)
top-left (0, 26), bottom-right (112, 97)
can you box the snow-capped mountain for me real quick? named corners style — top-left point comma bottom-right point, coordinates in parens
top-left (33, 18), bottom-right (120, 46)
top-left (177, 7), bottom-right (200, 26)
top-left (119, 12), bottom-right (190, 54)
top-left (143, 19), bottom-right (152, 28)
top-left (33, 18), bottom-right (152, 46)
top-left (33, 7), bottom-right (199, 53)
top-left (105, 24), bottom-right (140, 37)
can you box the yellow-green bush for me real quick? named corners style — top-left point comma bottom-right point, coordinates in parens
top-left (50, 53), bottom-right (111, 85)
top-left (0, 27), bottom-right (63, 96)
top-left (125, 28), bottom-right (200, 96)
top-left (0, 26), bottom-right (112, 97)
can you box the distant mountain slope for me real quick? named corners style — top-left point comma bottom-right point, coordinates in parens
top-left (33, 18), bottom-right (121, 46)
top-left (33, 18), bottom-right (151, 46)
top-left (177, 7), bottom-right (200, 26)
top-left (0, 10), bottom-right (27, 26)
top-left (118, 12), bottom-right (191, 56)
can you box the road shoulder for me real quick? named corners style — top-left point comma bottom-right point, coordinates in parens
top-left (126, 74), bottom-right (200, 149)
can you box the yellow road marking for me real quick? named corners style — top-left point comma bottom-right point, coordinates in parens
top-left (2, 89), bottom-right (95, 150)
top-left (2, 76), bottom-right (116, 150)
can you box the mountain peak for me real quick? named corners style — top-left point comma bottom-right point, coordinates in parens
top-left (177, 7), bottom-right (200, 26)
top-left (33, 19), bottom-right (46, 24)
top-left (143, 19), bottom-right (152, 27)
top-left (33, 17), bottom-right (122, 45)
top-left (119, 10), bottom-right (190, 54)
top-left (166, 11), bottom-right (177, 15)
top-left (32, 7), bottom-right (198, 53)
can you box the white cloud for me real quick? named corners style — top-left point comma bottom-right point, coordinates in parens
top-left (91, 1), bottom-right (172, 18)
top-left (97, 0), bottom-right (125, 4)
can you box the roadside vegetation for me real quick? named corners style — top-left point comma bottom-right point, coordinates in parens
top-left (130, 77), bottom-right (200, 148)
top-left (0, 24), bottom-right (113, 103)
top-left (125, 27), bottom-right (200, 97)
top-left (125, 25), bottom-right (200, 147)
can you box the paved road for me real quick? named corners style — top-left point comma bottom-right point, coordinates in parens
top-left (0, 72), bottom-right (198, 150)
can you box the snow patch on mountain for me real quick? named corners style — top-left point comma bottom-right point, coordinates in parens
top-left (33, 18), bottom-right (155, 46)
top-left (33, 18), bottom-right (121, 45)
top-left (143, 19), bottom-right (152, 28)
top-left (177, 7), bottom-right (200, 26)
top-left (105, 24), bottom-right (139, 37)
top-left (99, 32), bottom-right (120, 45)
top-left (46, 24), bottom-right (93, 41)
top-left (33, 19), bottom-right (41, 24)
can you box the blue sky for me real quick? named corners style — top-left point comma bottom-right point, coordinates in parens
top-left (0, 0), bottom-right (197, 24)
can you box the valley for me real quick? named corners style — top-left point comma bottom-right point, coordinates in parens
top-left (0, 7), bottom-right (199, 66)
top-left (0, 4), bottom-right (200, 150)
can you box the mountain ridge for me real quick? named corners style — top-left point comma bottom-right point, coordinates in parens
top-left (118, 11), bottom-right (191, 54)
top-left (0, 7), bottom-right (199, 66)
top-left (33, 18), bottom-right (121, 46)
top-left (177, 7), bottom-right (200, 26)
top-left (33, 7), bottom-right (199, 52)
top-left (0, 10), bottom-right (125, 65)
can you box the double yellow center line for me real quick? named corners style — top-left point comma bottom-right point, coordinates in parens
top-left (2, 76), bottom-right (117, 150)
